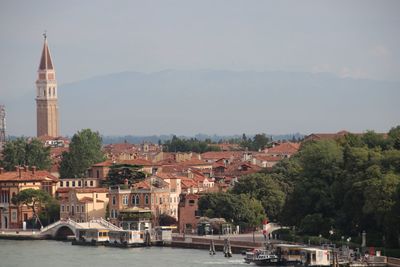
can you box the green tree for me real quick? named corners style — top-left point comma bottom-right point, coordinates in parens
top-left (388, 126), bottom-right (400, 149)
top-left (59, 129), bottom-right (105, 178)
top-left (198, 192), bottom-right (265, 236)
top-left (232, 173), bottom-right (285, 220)
top-left (252, 134), bottom-right (270, 151)
top-left (11, 189), bottom-right (52, 228)
top-left (103, 163), bottom-right (146, 187)
top-left (159, 213), bottom-right (177, 226)
top-left (1, 138), bottom-right (51, 171)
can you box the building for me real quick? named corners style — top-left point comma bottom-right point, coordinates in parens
top-left (59, 188), bottom-right (109, 222)
top-left (251, 154), bottom-right (281, 168)
top-left (36, 34), bottom-right (59, 137)
top-left (178, 193), bottom-right (200, 233)
top-left (0, 166), bottom-right (58, 229)
top-left (264, 142), bottom-right (300, 159)
top-left (108, 177), bottom-right (174, 227)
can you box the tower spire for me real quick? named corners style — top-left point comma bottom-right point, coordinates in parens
top-left (39, 32), bottom-right (54, 70)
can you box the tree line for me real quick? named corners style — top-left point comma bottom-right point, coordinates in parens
top-left (199, 126), bottom-right (400, 248)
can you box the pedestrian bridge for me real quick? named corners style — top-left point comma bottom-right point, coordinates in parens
top-left (40, 218), bottom-right (121, 239)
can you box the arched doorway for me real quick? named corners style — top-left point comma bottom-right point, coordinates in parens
top-left (54, 226), bottom-right (74, 240)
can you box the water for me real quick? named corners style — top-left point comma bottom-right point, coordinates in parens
top-left (0, 240), bottom-right (246, 267)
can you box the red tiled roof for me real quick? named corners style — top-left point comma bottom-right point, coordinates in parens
top-left (201, 151), bottom-right (243, 160)
top-left (0, 169), bottom-right (58, 182)
top-left (121, 158), bottom-right (154, 166)
top-left (180, 158), bottom-right (210, 166)
top-left (253, 155), bottom-right (282, 162)
top-left (92, 160), bottom-right (113, 167)
top-left (265, 142), bottom-right (300, 155)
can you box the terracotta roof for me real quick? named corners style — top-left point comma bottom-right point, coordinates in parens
top-left (79, 197), bottom-right (94, 203)
top-left (155, 172), bottom-right (180, 180)
top-left (75, 188), bottom-right (108, 193)
top-left (39, 38), bottom-right (54, 70)
top-left (180, 158), bottom-right (210, 166)
top-left (92, 160), bottom-right (113, 167)
top-left (253, 155), bottom-right (282, 162)
top-left (103, 143), bottom-right (138, 154)
top-left (265, 142), bottom-right (300, 155)
top-left (133, 180), bottom-right (151, 189)
top-left (181, 179), bottom-right (198, 189)
top-left (0, 169), bottom-right (58, 182)
top-left (121, 159), bottom-right (154, 166)
top-left (201, 151), bottom-right (243, 160)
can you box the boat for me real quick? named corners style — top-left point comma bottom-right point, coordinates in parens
top-left (244, 244), bottom-right (331, 266)
top-left (73, 228), bottom-right (110, 245)
top-left (244, 249), bottom-right (280, 265)
top-left (107, 230), bottom-right (147, 247)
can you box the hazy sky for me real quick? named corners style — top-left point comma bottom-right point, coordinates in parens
top-left (0, 1), bottom-right (399, 136)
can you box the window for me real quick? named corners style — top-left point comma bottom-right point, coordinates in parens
top-left (84, 181), bottom-right (88, 187)
top-left (53, 87), bottom-right (55, 96)
top-left (96, 194), bottom-right (98, 198)
top-left (76, 206), bottom-right (80, 213)
top-left (72, 181), bottom-right (76, 187)
top-left (111, 209), bottom-right (117, 218)
top-left (189, 199), bottom-right (195, 206)
top-left (11, 210), bottom-right (17, 222)
top-left (134, 195), bottom-right (140, 205)
top-left (160, 198), bottom-right (163, 204)
top-left (78, 181), bottom-right (82, 187)
top-left (66, 181), bottom-right (69, 187)
top-left (66, 205), bottom-right (70, 212)
top-left (90, 181), bottom-right (94, 186)
top-left (60, 181), bottom-right (64, 187)
top-left (96, 170), bottom-right (100, 178)
top-left (122, 195), bottom-right (128, 205)
top-left (112, 196), bottom-right (116, 206)
top-left (81, 205), bottom-right (85, 213)
top-left (145, 195), bottom-right (149, 205)
top-left (61, 205), bottom-right (64, 212)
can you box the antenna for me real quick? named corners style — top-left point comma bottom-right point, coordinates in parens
top-left (43, 30), bottom-right (47, 40)
top-left (0, 105), bottom-right (5, 143)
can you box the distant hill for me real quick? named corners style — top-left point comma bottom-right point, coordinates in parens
top-left (4, 70), bottom-right (400, 136)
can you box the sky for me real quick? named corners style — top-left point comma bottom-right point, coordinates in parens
top-left (0, 0), bottom-right (399, 136)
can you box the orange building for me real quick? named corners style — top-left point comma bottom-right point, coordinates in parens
top-left (0, 166), bottom-right (58, 229)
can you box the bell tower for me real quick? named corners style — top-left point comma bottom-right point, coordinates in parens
top-left (36, 33), bottom-right (59, 137)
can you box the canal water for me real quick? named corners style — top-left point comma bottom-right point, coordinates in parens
top-left (0, 240), bottom-right (246, 267)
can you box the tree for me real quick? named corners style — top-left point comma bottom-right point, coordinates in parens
top-left (103, 163), bottom-right (146, 187)
top-left (0, 138), bottom-right (51, 171)
top-left (198, 192), bottom-right (265, 237)
top-left (59, 129), bottom-right (105, 178)
top-left (159, 213), bottom-right (177, 226)
top-left (232, 173), bottom-right (285, 220)
top-left (388, 126), bottom-right (400, 150)
top-left (11, 189), bottom-right (52, 228)
top-left (252, 134), bottom-right (270, 151)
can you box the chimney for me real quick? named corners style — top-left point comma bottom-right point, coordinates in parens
top-left (24, 165), bottom-right (28, 172)
top-left (124, 178), bottom-right (129, 186)
top-left (31, 166), bottom-right (37, 175)
top-left (18, 167), bottom-right (22, 178)
top-left (0, 167), bottom-right (4, 174)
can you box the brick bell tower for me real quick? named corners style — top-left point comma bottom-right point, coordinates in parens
top-left (36, 33), bottom-right (59, 137)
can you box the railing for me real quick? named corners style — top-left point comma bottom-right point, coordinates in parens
top-left (90, 218), bottom-right (122, 230)
top-left (40, 218), bottom-right (81, 233)
top-left (40, 220), bottom-right (62, 233)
